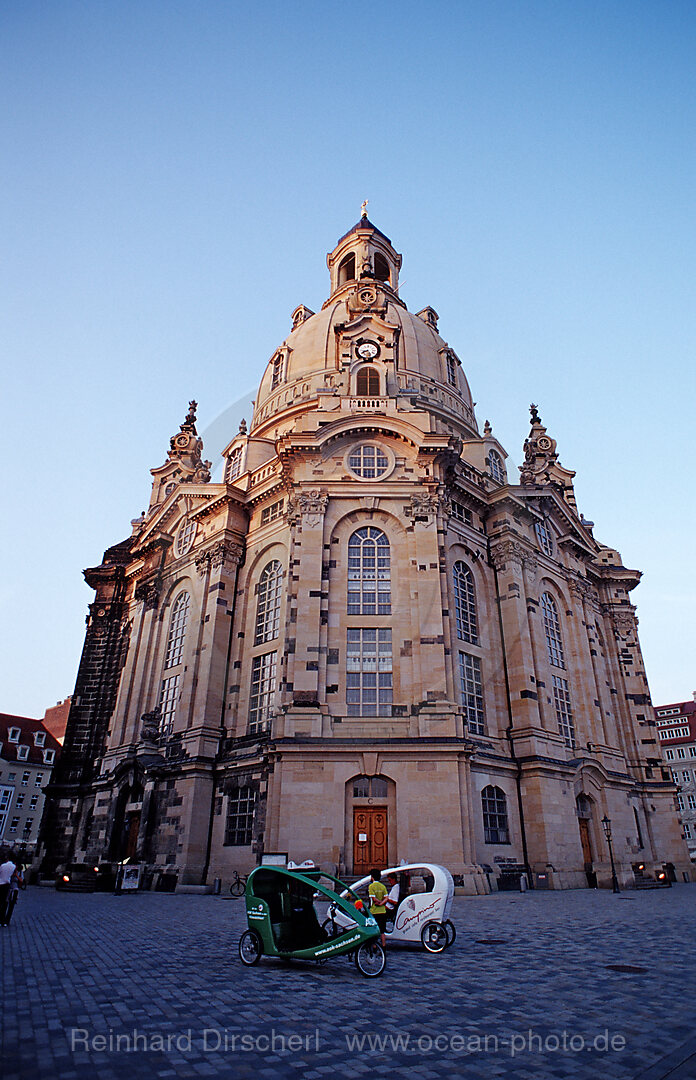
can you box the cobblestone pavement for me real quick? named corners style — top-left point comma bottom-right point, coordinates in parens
top-left (2, 884), bottom-right (695, 1079)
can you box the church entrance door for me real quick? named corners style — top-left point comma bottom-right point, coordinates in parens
top-left (578, 815), bottom-right (596, 888)
top-left (353, 807), bottom-right (387, 875)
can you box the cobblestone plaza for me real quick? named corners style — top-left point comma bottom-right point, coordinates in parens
top-left (2, 886), bottom-right (695, 1079)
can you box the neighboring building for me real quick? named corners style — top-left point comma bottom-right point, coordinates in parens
top-left (42, 697), bottom-right (71, 745)
top-left (0, 713), bottom-right (61, 856)
top-left (655, 694), bottom-right (696, 863)
top-left (40, 214), bottom-right (692, 891)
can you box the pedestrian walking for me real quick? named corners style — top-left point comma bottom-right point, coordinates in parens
top-left (0, 852), bottom-right (17, 926)
top-left (5, 861), bottom-right (25, 926)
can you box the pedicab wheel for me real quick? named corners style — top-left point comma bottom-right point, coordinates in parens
top-left (230, 880), bottom-right (245, 897)
top-left (421, 920), bottom-right (448, 953)
top-left (444, 919), bottom-right (457, 947)
top-left (238, 929), bottom-right (263, 966)
top-left (354, 941), bottom-right (386, 977)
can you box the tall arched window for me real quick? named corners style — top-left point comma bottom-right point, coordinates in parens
top-left (225, 447), bottom-right (243, 483)
top-left (488, 450), bottom-right (505, 485)
top-left (356, 366), bottom-right (380, 396)
top-left (482, 785), bottom-right (510, 844)
top-left (348, 527), bottom-right (391, 614)
top-left (164, 591), bottom-right (190, 668)
top-left (541, 592), bottom-right (565, 668)
top-left (255, 561), bottom-right (283, 644)
top-left (159, 591), bottom-right (191, 738)
top-left (453, 562), bottom-right (478, 644)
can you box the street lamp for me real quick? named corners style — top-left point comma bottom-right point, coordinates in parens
top-left (601, 815), bottom-right (620, 893)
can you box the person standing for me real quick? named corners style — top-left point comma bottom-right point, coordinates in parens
top-left (5, 861), bottom-right (25, 926)
top-left (0, 852), bottom-right (17, 926)
top-left (367, 868), bottom-right (388, 947)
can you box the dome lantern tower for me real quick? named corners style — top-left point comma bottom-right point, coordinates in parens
top-left (326, 203), bottom-right (402, 301)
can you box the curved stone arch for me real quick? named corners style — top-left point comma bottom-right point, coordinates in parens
top-left (317, 416), bottom-right (422, 453)
top-left (158, 574), bottom-right (195, 620)
top-left (536, 574), bottom-right (572, 612)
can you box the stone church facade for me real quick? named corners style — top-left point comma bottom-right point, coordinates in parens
top-left (40, 215), bottom-right (691, 891)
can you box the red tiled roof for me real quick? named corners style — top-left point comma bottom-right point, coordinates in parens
top-left (0, 712), bottom-right (62, 767)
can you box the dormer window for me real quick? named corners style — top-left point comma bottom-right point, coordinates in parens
top-left (488, 450), bottom-right (506, 485)
top-left (17, 746), bottom-right (29, 761)
top-left (225, 447), bottom-right (243, 483)
top-left (34, 732), bottom-right (46, 748)
top-left (43, 749), bottom-right (55, 764)
top-left (338, 253), bottom-right (356, 285)
top-left (8, 728), bottom-right (20, 743)
top-left (356, 367), bottom-right (380, 396)
top-left (446, 354), bottom-right (458, 387)
top-left (271, 352), bottom-right (284, 390)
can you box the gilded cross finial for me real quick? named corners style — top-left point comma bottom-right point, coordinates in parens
top-left (361, 199), bottom-right (368, 219)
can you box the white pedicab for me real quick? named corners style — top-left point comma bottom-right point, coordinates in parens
top-left (325, 863), bottom-right (456, 953)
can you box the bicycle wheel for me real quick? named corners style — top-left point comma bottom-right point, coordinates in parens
top-left (421, 920), bottom-right (448, 953)
top-left (354, 941), bottom-right (386, 977)
top-left (238, 929), bottom-right (262, 966)
top-left (444, 919), bottom-right (457, 947)
top-left (230, 878), bottom-right (245, 897)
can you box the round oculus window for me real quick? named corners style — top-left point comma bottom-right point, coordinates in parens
top-left (347, 443), bottom-right (391, 480)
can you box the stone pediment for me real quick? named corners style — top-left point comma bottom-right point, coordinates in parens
top-left (135, 483), bottom-right (228, 553)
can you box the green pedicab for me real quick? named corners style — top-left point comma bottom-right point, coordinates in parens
top-left (238, 865), bottom-right (386, 978)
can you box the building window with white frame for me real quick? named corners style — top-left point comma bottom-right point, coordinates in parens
top-left (249, 652), bottom-right (277, 734)
top-left (552, 674), bottom-right (576, 749)
top-left (541, 592), bottom-right (565, 668)
top-left (17, 746), bottom-right (29, 761)
top-left (688, 795), bottom-right (696, 810)
top-left (665, 749), bottom-right (675, 760)
top-left (8, 728), bottom-right (20, 743)
top-left (684, 823), bottom-right (692, 839)
top-left (346, 629), bottom-right (393, 717)
top-left (347, 528), bottom-right (391, 615)
top-left (255, 561), bottom-right (283, 644)
top-left (676, 795), bottom-right (685, 810)
top-left (453, 562), bottom-right (478, 644)
top-left (482, 785), bottom-right (510, 844)
top-left (0, 787), bottom-right (13, 838)
top-left (458, 653), bottom-right (485, 735)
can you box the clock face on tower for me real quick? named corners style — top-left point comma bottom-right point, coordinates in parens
top-left (356, 341), bottom-right (379, 360)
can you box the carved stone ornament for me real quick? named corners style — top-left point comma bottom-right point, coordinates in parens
top-left (346, 283), bottom-right (388, 317)
top-left (195, 540), bottom-right (244, 576)
top-left (135, 579), bottom-right (161, 611)
top-left (607, 610), bottom-right (637, 640)
top-left (288, 489), bottom-right (329, 528)
top-left (490, 540), bottom-right (528, 571)
top-left (140, 707), bottom-right (161, 743)
top-left (405, 493), bottom-right (441, 523)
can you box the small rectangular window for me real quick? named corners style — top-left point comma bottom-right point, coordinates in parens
top-left (8, 728), bottom-right (20, 743)
top-left (34, 732), bottom-right (46, 747)
top-left (224, 786), bottom-right (256, 846)
top-left (21, 771), bottom-right (30, 786)
top-left (17, 746), bottom-right (29, 761)
top-left (43, 749), bottom-right (55, 764)
top-left (261, 500), bottom-right (284, 525)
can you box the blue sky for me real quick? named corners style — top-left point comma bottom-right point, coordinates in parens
top-left (2, 0), bottom-right (694, 715)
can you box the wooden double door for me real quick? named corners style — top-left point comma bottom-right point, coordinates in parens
top-left (353, 807), bottom-right (388, 875)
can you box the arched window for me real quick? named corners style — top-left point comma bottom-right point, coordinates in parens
top-left (482, 786), bottom-right (509, 844)
top-left (373, 252), bottom-right (390, 283)
top-left (255, 561), bottom-right (283, 644)
top-left (488, 450), bottom-right (505, 485)
top-left (356, 366), bottom-right (380, 396)
top-left (338, 253), bottom-right (355, 284)
top-left (348, 527), bottom-right (391, 614)
top-left (453, 562), bottom-right (478, 644)
top-left (541, 592), bottom-right (565, 668)
top-left (159, 591), bottom-right (190, 738)
top-left (164, 592), bottom-right (190, 669)
top-left (352, 776), bottom-right (388, 799)
top-left (534, 519), bottom-right (554, 556)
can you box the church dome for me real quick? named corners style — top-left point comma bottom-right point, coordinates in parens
top-left (251, 215), bottom-right (476, 436)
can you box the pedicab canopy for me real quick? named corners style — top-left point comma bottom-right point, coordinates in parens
top-left (244, 865), bottom-right (380, 960)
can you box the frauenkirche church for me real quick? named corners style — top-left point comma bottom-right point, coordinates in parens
top-left (41, 213), bottom-right (691, 890)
